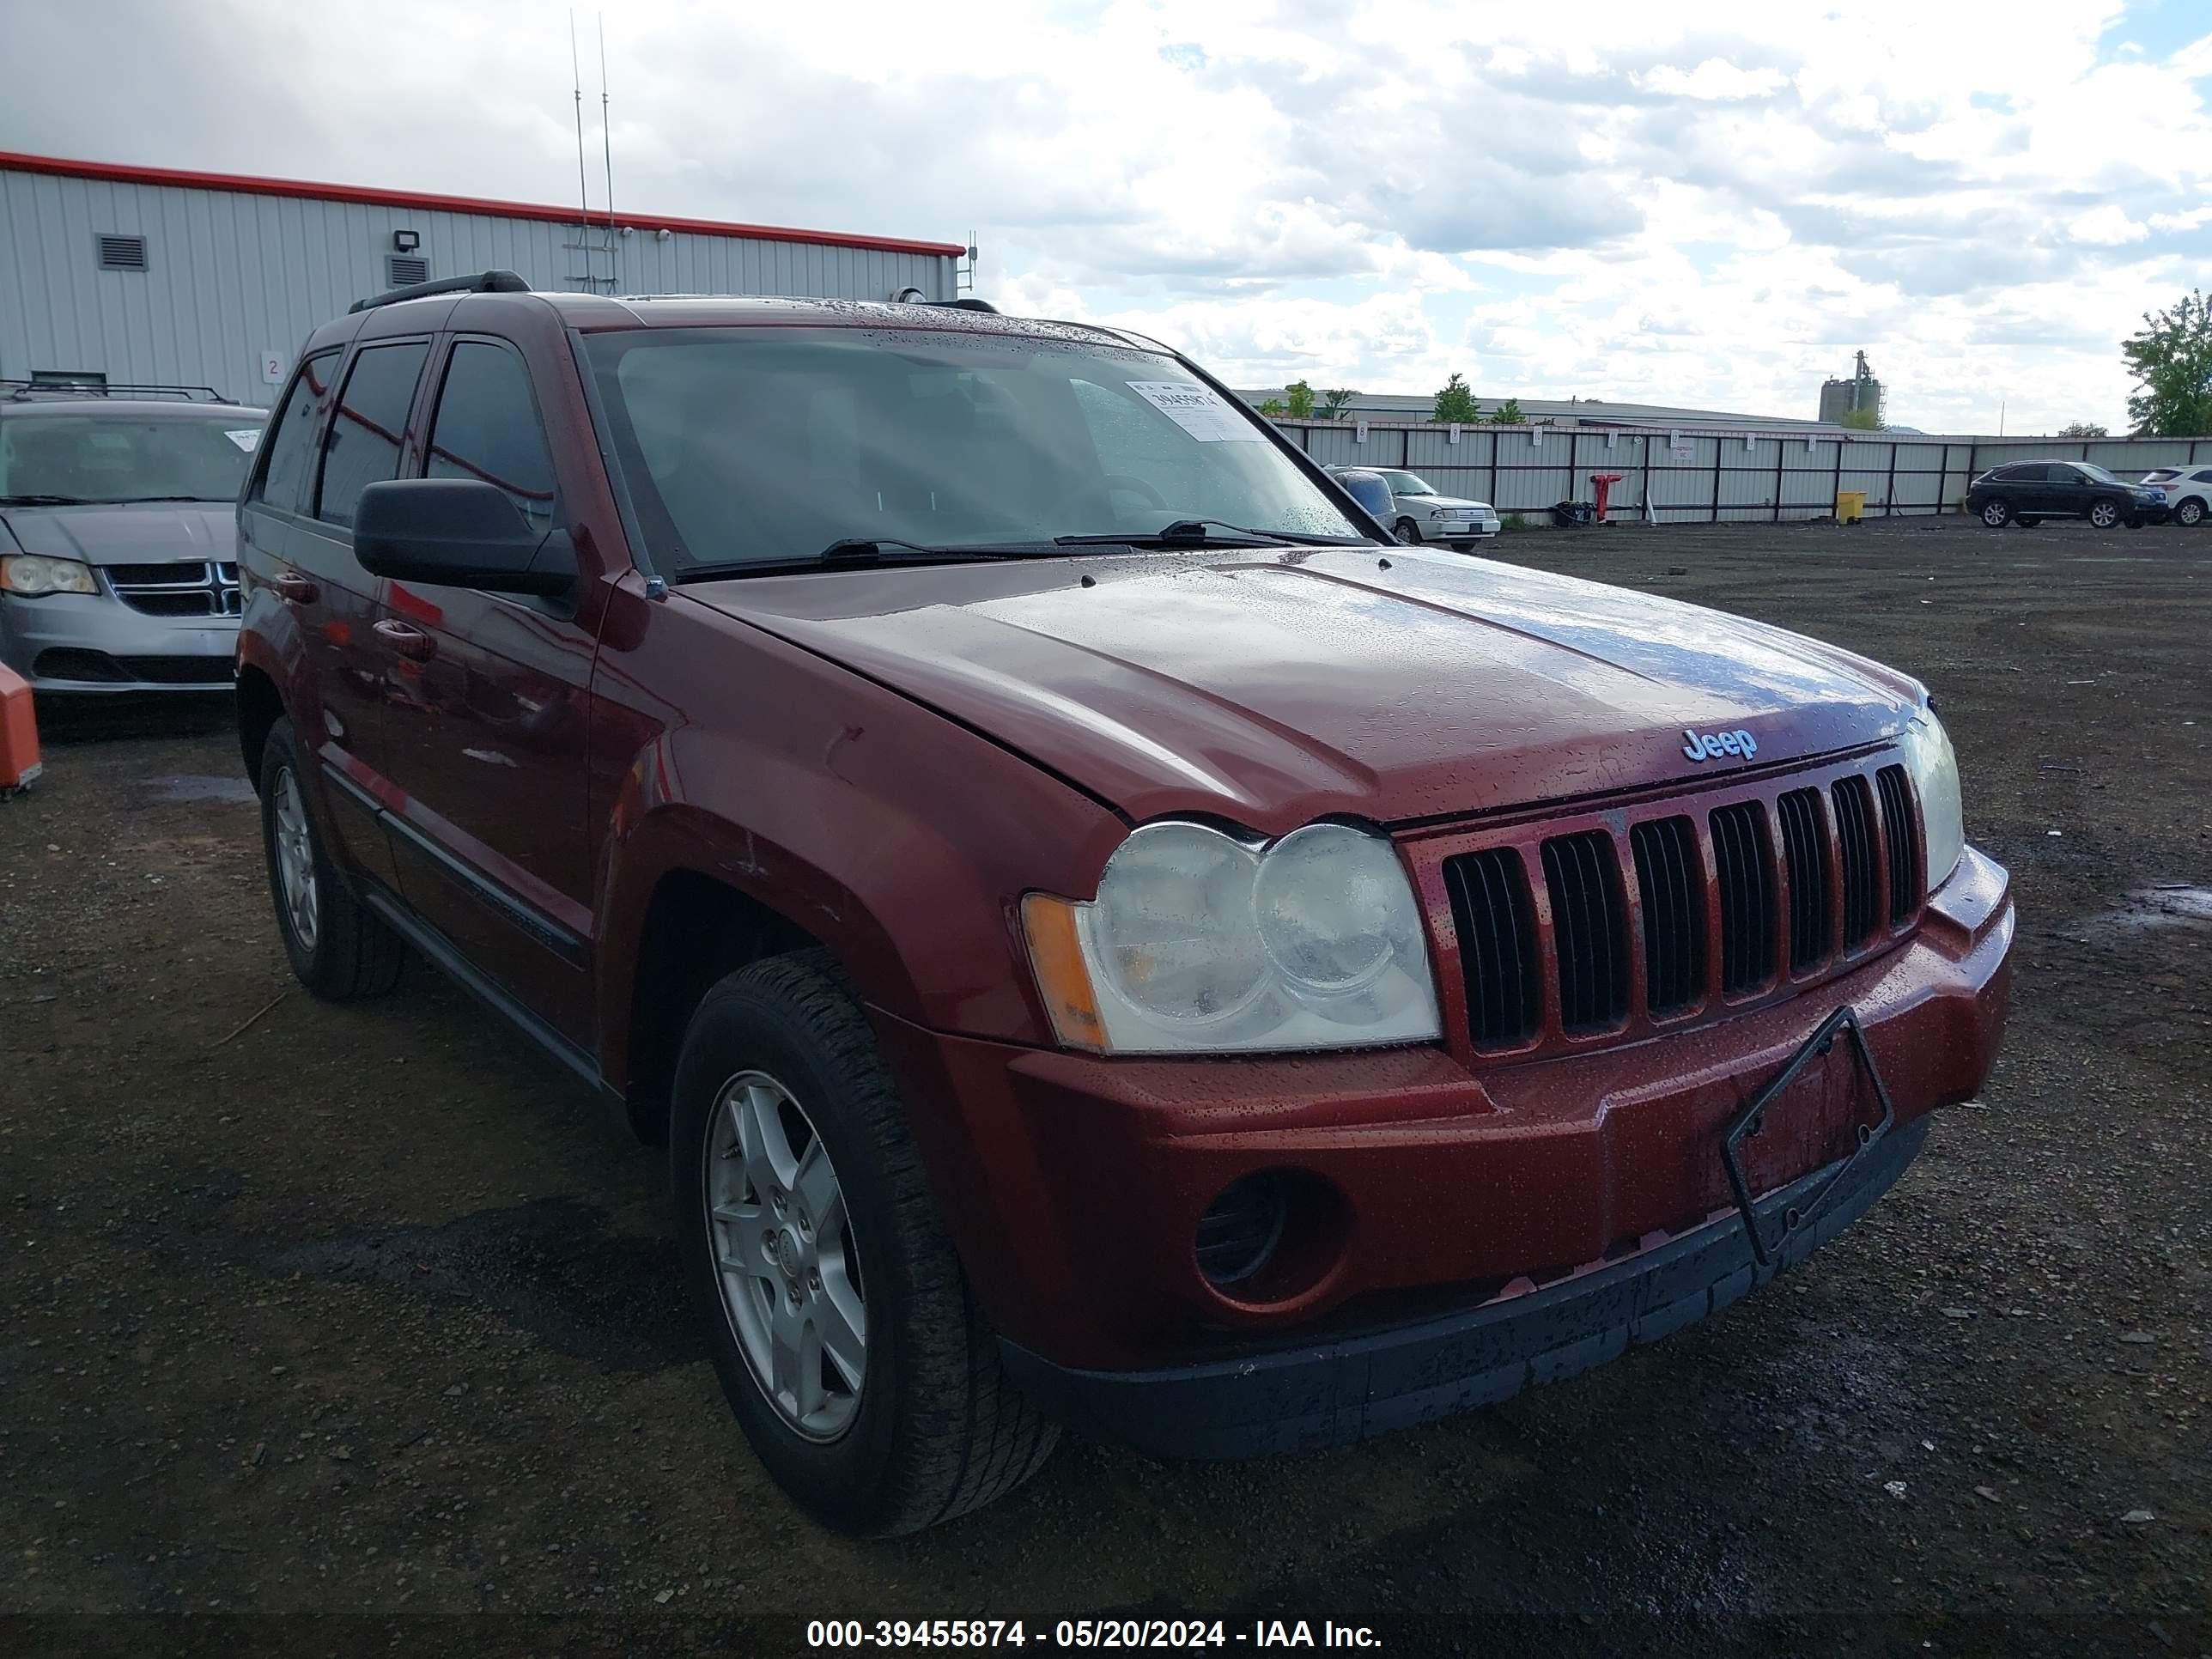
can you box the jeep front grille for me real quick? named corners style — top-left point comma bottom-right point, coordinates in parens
top-left (106, 560), bottom-right (241, 617)
top-left (1540, 830), bottom-right (1629, 1033)
top-left (1427, 756), bottom-right (1924, 1056)
top-left (1710, 800), bottom-right (1776, 994)
top-left (1441, 846), bottom-right (1541, 1048)
top-left (1629, 816), bottom-right (1703, 1016)
top-left (1832, 775), bottom-right (1881, 947)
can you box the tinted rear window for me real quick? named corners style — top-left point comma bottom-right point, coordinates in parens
top-left (316, 341), bottom-right (429, 527)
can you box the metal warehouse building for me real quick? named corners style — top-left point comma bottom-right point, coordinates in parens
top-left (0, 151), bottom-right (965, 407)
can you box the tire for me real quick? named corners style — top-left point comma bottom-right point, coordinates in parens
top-left (2178, 498), bottom-right (2205, 528)
top-left (258, 716), bottom-right (405, 1000)
top-left (1394, 517), bottom-right (1422, 544)
top-left (2087, 497), bottom-right (2122, 530)
top-left (671, 951), bottom-right (1058, 1535)
top-left (1978, 497), bottom-right (2011, 527)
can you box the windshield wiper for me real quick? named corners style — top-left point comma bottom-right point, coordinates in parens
top-left (672, 537), bottom-right (1060, 582)
top-left (125, 495), bottom-right (235, 503)
top-left (0, 494), bottom-right (94, 507)
top-left (1054, 519), bottom-right (1353, 549)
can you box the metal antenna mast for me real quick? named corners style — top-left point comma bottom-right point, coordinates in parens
top-left (598, 14), bottom-right (617, 273)
top-left (569, 12), bottom-right (593, 285)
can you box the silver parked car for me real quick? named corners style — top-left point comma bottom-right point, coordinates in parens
top-left (1326, 465), bottom-right (1500, 545)
top-left (0, 384), bottom-right (264, 692)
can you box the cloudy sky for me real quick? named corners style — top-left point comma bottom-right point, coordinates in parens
top-left (7, 0), bottom-right (2209, 432)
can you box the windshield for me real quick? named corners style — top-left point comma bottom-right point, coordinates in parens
top-left (585, 326), bottom-right (1363, 572)
top-left (2077, 461), bottom-right (2122, 483)
top-left (0, 414), bottom-right (263, 503)
top-left (1379, 471), bottom-right (1434, 495)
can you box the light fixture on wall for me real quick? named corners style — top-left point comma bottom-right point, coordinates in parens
top-left (392, 229), bottom-right (421, 252)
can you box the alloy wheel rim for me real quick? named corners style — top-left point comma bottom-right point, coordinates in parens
top-left (272, 767), bottom-right (319, 951)
top-left (1983, 502), bottom-right (2004, 525)
top-left (703, 1069), bottom-right (866, 1442)
top-left (2091, 502), bottom-right (2118, 527)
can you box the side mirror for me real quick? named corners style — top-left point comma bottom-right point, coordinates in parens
top-left (353, 478), bottom-right (573, 597)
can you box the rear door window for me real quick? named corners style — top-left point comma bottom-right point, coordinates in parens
top-left (423, 341), bottom-right (558, 538)
top-left (252, 350), bottom-right (341, 514)
top-left (315, 341), bottom-right (429, 528)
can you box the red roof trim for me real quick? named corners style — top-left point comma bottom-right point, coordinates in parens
top-left (0, 150), bottom-right (966, 259)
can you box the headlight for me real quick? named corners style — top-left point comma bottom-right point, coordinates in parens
top-left (1429, 508), bottom-right (1445, 520)
top-left (1022, 819), bottom-right (1442, 1054)
top-left (0, 555), bottom-right (97, 597)
top-left (1898, 708), bottom-right (1964, 890)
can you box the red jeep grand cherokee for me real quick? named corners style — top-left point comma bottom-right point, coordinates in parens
top-left (234, 272), bottom-right (2013, 1535)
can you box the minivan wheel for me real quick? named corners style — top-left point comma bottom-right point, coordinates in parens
top-left (2175, 498), bottom-right (2203, 527)
top-left (2087, 498), bottom-right (2122, 530)
top-left (257, 716), bottom-right (404, 1000)
top-left (670, 951), bottom-right (1058, 1535)
top-left (1979, 497), bottom-right (2011, 527)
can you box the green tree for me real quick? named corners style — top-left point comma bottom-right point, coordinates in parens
top-left (1285, 380), bottom-right (1316, 418)
top-left (1431, 373), bottom-right (1480, 423)
top-left (2057, 421), bottom-right (2108, 438)
top-left (1838, 406), bottom-right (1881, 431)
top-left (1256, 398), bottom-right (1287, 416)
top-left (1318, 387), bottom-right (1357, 421)
top-left (1487, 397), bottom-right (1525, 426)
top-left (2123, 288), bottom-right (2212, 436)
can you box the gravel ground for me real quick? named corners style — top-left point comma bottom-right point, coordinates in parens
top-left (2, 514), bottom-right (2206, 1656)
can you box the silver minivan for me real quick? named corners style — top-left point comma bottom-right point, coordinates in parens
top-left (0, 383), bottom-right (265, 692)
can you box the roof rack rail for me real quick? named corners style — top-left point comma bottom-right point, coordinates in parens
top-left (2, 377), bottom-right (232, 404)
top-left (349, 268), bottom-right (532, 314)
top-left (928, 297), bottom-right (999, 314)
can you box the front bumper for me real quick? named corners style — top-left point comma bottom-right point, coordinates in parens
top-left (1001, 1114), bottom-right (1928, 1459)
top-left (0, 592), bottom-right (237, 692)
top-left (874, 847), bottom-right (2010, 1391)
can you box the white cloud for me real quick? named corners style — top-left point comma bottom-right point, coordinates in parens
top-left (3, 0), bottom-right (2207, 432)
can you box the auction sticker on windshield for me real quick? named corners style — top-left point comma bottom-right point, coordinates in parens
top-left (225, 428), bottom-right (262, 451)
top-left (1127, 382), bottom-right (1262, 442)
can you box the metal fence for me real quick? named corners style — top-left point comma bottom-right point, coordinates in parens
top-left (1275, 420), bottom-right (2212, 521)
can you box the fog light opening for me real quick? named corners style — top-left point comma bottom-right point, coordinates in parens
top-left (1194, 1174), bottom-right (1288, 1291)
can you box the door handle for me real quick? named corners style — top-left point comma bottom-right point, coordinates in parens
top-left (272, 573), bottom-right (319, 605)
top-left (374, 619), bottom-right (438, 661)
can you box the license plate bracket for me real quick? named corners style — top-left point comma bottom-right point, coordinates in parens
top-left (1721, 1005), bottom-right (1899, 1267)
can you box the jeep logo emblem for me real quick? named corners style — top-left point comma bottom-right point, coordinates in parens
top-left (1682, 726), bottom-right (1758, 763)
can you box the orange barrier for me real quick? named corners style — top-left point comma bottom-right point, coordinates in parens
top-left (1, 663), bottom-right (41, 793)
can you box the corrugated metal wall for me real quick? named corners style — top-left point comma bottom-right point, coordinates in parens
top-left (1277, 422), bottom-right (2210, 520)
top-left (0, 167), bottom-right (957, 407)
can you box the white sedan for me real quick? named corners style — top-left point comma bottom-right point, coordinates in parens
top-left (1328, 467), bottom-right (1501, 545)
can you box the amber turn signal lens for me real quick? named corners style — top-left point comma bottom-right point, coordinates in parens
top-left (1019, 893), bottom-right (1105, 1052)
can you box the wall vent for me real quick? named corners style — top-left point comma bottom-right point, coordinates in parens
top-left (96, 234), bottom-right (149, 272)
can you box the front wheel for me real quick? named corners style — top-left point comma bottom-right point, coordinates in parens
top-left (671, 951), bottom-right (1058, 1535)
top-left (2087, 497), bottom-right (2122, 530)
top-left (1979, 497), bottom-right (2012, 527)
top-left (1394, 517), bottom-right (1422, 544)
top-left (2178, 498), bottom-right (2205, 527)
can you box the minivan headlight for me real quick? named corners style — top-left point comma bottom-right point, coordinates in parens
top-left (0, 555), bottom-right (97, 597)
top-left (1899, 708), bottom-right (1964, 890)
top-left (1021, 819), bottom-right (1443, 1054)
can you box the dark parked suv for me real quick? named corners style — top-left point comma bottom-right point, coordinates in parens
top-left (235, 270), bottom-right (2014, 1535)
top-left (1966, 459), bottom-right (2166, 528)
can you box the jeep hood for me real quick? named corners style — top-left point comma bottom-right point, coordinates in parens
top-left (686, 545), bottom-right (1924, 833)
top-left (0, 502), bottom-right (239, 564)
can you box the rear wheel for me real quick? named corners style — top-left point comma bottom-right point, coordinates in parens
top-left (1978, 497), bottom-right (2012, 527)
top-left (2175, 497), bottom-right (2203, 527)
top-left (258, 717), bottom-right (404, 1000)
top-left (2087, 497), bottom-right (2122, 530)
top-left (671, 951), bottom-right (1057, 1535)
